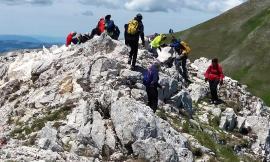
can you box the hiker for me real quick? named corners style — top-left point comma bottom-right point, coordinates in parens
top-left (171, 38), bottom-right (192, 83)
top-left (204, 58), bottom-right (224, 104)
top-left (143, 62), bottom-right (163, 113)
top-left (125, 13), bottom-right (145, 70)
top-left (149, 34), bottom-right (167, 58)
top-left (103, 15), bottom-right (120, 40)
top-left (89, 17), bottom-right (105, 39)
top-left (66, 31), bottom-right (77, 46)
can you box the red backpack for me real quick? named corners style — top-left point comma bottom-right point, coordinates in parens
top-left (98, 18), bottom-right (105, 33)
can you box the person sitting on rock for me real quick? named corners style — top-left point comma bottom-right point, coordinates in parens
top-left (149, 34), bottom-right (167, 58)
top-left (66, 31), bottom-right (77, 46)
top-left (89, 17), bottom-right (105, 39)
top-left (204, 58), bottom-right (224, 104)
top-left (143, 61), bottom-right (163, 113)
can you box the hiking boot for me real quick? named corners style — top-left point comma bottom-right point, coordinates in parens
top-left (130, 65), bottom-right (135, 71)
top-left (185, 79), bottom-right (193, 84)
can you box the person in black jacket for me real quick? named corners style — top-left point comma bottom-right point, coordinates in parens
top-left (125, 13), bottom-right (145, 70)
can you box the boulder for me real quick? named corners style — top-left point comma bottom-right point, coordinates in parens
top-left (37, 123), bottom-right (63, 152)
top-left (169, 90), bottom-right (193, 117)
top-left (132, 138), bottom-right (179, 162)
top-left (111, 97), bottom-right (157, 146)
top-left (219, 108), bottom-right (237, 131)
top-left (188, 83), bottom-right (208, 103)
top-left (91, 111), bottom-right (106, 150)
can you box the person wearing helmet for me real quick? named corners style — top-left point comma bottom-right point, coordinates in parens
top-left (66, 31), bottom-right (77, 46)
top-left (125, 13), bottom-right (145, 70)
top-left (149, 34), bottom-right (167, 57)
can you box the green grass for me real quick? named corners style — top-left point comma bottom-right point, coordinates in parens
top-left (170, 1), bottom-right (270, 106)
top-left (10, 106), bottom-right (72, 139)
top-left (31, 106), bottom-right (71, 131)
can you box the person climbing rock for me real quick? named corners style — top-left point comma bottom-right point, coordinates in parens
top-left (171, 39), bottom-right (192, 84)
top-left (66, 31), bottom-right (77, 46)
top-left (143, 62), bottom-right (163, 113)
top-left (204, 58), bottom-right (224, 104)
top-left (149, 34), bottom-right (167, 58)
top-left (125, 13), bottom-right (145, 70)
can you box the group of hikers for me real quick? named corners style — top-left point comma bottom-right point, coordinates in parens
top-left (65, 13), bottom-right (225, 116)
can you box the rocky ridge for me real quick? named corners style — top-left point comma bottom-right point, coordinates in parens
top-left (0, 34), bottom-right (269, 162)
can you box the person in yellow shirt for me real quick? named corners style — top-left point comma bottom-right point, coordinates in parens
top-left (149, 34), bottom-right (167, 57)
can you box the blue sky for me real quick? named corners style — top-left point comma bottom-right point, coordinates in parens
top-left (0, 0), bottom-right (246, 38)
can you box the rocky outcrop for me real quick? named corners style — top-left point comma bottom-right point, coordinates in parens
top-left (0, 34), bottom-right (269, 161)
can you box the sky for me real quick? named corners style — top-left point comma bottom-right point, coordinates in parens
top-left (0, 0), bottom-right (246, 38)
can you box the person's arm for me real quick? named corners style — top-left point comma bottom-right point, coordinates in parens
top-left (204, 66), bottom-right (211, 81)
top-left (140, 23), bottom-right (145, 46)
top-left (218, 65), bottom-right (225, 85)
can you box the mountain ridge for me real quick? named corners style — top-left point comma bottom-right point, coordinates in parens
top-left (0, 34), bottom-right (269, 161)
top-left (176, 0), bottom-right (270, 105)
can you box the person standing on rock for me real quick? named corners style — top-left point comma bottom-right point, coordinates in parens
top-left (204, 58), bottom-right (224, 104)
top-left (143, 62), bottom-right (163, 113)
top-left (125, 13), bottom-right (145, 70)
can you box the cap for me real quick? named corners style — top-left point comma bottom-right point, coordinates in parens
top-left (105, 15), bottom-right (111, 20)
top-left (136, 13), bottom-right (143, 20)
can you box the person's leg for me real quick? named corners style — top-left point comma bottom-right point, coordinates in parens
top-left (181, 56), bottom-right (188, 81)
top-left (213, 80), bottom-right (219, 101)
top-left (152, 87), bottom-right (159, 113)
top-left (146, 86), bottom-right (152, 107)
top-left (89, 28), bottom-right (99, 39)
top-left (175, 57), bottom-right (181, 75)
top-left (209, 80), bottom-right (215, 102)
top-left (131, 41), bottom-right (139, 68)
top-left (126, 40), bottom-right (133, 65)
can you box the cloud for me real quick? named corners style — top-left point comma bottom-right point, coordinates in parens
top-left (82, 10), bottom-right (94, 16)
top-left (0, 0), bottom-right (53, 6)
top-left (79, 0), bottom-right (247, 13)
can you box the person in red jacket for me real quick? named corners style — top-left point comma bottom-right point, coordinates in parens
top-left (66, 32), bottom-right (77, 46)
top-left (204, 58), bottom-right (225, 104)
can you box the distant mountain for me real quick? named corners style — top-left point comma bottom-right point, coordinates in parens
top-left (0, 35), bottom-right (41, 43)
top-left (175, 0), bottom-right (270, 105)
top-left (0, 35), bottom-right (64, 54)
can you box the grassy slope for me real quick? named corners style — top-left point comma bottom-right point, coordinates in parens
top-left (175, 0), bottom-right (270, 105)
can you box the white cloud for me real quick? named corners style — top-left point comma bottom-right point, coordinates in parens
top-left (79, 0), bottom-right (247, 13)
top-left (0, 0), bottom-right (246, 12)
top-left (0, 0), bottom-right (53, 6)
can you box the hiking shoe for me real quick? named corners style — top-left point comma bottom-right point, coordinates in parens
top-left (185, 79), bottom-right (193, 84)
top-left (130, 66), bottom-right (135, 71)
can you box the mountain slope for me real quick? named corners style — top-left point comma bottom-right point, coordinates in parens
top-left (0, 34), bottom-right (269, 161)
top-left (176, 0), bottom-right (270, 105)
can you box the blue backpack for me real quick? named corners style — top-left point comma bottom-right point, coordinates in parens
top-left (143, 69), bottom-right (153, 86)
top-left (106, 20), bottom-right (115, 32)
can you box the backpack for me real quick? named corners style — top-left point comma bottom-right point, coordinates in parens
top-left (127, 19), bottom-right (139, 35)
top-left (98, 18), bottom-right (105, 33)
top-left (106, 20), bottom-right (115, 32)
top-left (143, 68), bottom-right (155, 86)
top-left (180, 41), bottom-right (191, 54)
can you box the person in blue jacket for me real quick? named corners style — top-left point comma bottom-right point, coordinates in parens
top-left (144, 62), bottom-right (163, 113)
